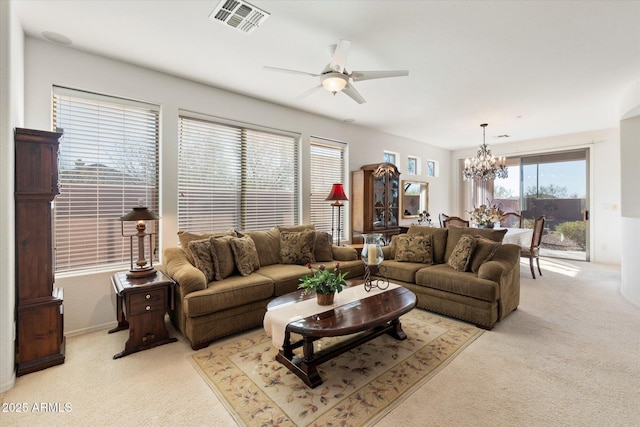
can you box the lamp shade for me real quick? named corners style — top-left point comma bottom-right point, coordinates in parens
top-left (120, 206), bottom-right (159, 222)
top-left (321, 72), bottom-right (348, 93)
top-left (325, 183), bottom-right (349, 201)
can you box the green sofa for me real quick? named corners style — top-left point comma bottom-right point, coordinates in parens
top-left (163, 225), bottom-right (364, 349)
top-left (381, 225), bottom-right (521, 329)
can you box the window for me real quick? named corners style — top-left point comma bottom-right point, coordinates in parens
top-left (427, 160), bottom-right (437, 177)
top-left (178, 115), bottom-right (299, 234)
top-left (53, 87), bottom-right (159, 274)
top-left (407, 156), bottom-right (418, 175)
top-left (310, 138), bottom-right (346, 240)
top-left (383, 151), bottom-right (396, 165)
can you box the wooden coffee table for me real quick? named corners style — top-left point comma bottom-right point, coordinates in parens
top-left (266, 280), bottom-right (417, 388)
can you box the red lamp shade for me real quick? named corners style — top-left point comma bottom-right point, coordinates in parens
top-left (325, 183), bottom-right (349, 201)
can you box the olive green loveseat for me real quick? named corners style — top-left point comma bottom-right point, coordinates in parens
top-left (381, 225), bottom-right (521, 329)
top-left (163, 225), bottom-right (364, 349)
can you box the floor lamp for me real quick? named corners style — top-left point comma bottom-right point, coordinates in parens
top-left (325, 183), bottom-right (349, 246)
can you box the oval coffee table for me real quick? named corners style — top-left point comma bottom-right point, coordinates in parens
top-left (266, 280), bottom-right (417, 388)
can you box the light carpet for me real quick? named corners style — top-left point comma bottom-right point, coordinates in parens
top-left (189, 309), bottom-right (482, 427)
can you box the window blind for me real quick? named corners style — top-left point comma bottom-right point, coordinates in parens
top-left (52, 87), bottom-right (160, 274)
top-left (310, 138), bottom-right (346, 240)
top-left (178, 115), bottom-right (299, 236)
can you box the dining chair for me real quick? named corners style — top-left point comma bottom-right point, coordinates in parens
top-left (442, 216), bottom-right (470, 228)
top-left (521, 216), bottom-right (545, 279)
top-left (438, 213), bottom-right (449, 228)
top-left (500, 212), bottom-right (523, 228)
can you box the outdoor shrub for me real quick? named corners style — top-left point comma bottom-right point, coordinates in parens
top-left (556, 221), bottom-right (586, 249)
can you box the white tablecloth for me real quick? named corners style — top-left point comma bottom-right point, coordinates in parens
top-left (263, 283), bottom-right (401, 349)
top-left (500, 227), bottom-right (533, 248)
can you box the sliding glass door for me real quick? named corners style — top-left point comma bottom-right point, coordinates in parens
top-left (494, 149), bottom-right (589, 261)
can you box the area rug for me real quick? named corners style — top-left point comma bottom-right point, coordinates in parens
top-left (189, 309), bottom-right (482, 427)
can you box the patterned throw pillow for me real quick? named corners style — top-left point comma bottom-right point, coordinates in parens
top-left (229, 236), bottom-right (260, 276)
top-left (177, 229), bottom-right (236, 265)
top-left (394, 234), bottom-right (433, 264)
top-left (447, 234), bottom-right (477, 272)
top-left (469, 236), bottom-right (502, 273)
top-left (209, 235), bottom-right (237, 280)
top-left (280, 231), bottom-right (316, 265)
top-left (187, 238), bottom-right (215, 282)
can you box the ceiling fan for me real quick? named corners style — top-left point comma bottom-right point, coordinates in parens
top-left (264, 40), bottom-right (409, 104)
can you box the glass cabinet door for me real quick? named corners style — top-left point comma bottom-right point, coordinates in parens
top-left (373, 173), bottom-right (386, 229)
top-left (388, 174), bottom-right (399, 227)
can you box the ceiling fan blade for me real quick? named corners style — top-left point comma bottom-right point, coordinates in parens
top-left (296, 85), bottom-right (323, 99)
top-left (350, 70), bottom-right (409, 82)
top-left (263, 66), bottom-right (319, 78)
top-left (329, 39), bottom-right (351, 73)
top-left (342, 83), bottom-right (366, 104)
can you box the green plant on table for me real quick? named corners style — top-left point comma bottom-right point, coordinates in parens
top-left (298, 263), bottom-right (348, 295)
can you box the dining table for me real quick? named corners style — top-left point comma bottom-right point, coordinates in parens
top-left (500, 227), bottom-right (534, 248)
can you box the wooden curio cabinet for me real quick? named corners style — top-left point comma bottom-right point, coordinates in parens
top-left (351, 162), bottom-right (401, 244)
top-left (15, 128), bottom-right (65, 376)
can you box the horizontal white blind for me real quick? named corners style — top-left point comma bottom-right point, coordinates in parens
top-left (178, 115), bottom-right (299, 236)
top-left (53, 87), bottom-right (159, 274)
top-left (310, 139), bottom-right (346, 240)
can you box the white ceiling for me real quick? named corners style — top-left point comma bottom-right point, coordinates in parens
top-left (14, 0), bottom-right (640, 149)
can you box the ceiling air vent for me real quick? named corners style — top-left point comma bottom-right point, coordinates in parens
top-left (209, 0), bottom-right (270, 34)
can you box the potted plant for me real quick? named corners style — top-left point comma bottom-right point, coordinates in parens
top-left (298, 263), bottom-right (348, 305)
top-left (469, 202), bottom-right (504, 228)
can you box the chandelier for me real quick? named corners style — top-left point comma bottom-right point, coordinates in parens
top-left (462, 123), bottom-right (508, 181)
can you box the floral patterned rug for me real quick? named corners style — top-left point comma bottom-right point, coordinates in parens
top-left (189, 309), bottom-right (482, 427)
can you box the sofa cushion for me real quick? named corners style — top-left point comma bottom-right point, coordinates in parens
top-left (277, 224), bottom-right (316, 233)
top-left (241, 227), bottom-right (281, 267)
top-left (394, 234), bottom-right (433, 264)
top-left (470, 236), bottom-right (502, 273)
top-left (445, 226), bottom-right (507, 262)
top-left (380, 260), bottom-right (426, 283)
top-left (447, 234), bottom-right (477, 271)
top-left (257, 263), bottom-right (312, 296)
top-left (182, 274), bottom-right (274, 317)
top-left (314, 232), bottom-right (333, 262)
top-left (209, 235), bottom-right (237, 280)
top-left (229, 236), bottom-right (261, 276)
top-left (187, 238), bottom-right (215, 282)
top-left (177, 229), bottom-right (236, 264)
top-left (415, 264), bottom-right (499, 302)
top-left (407, 225), bottom-right (448, 264)
top-left (280, 230), bottom-right (316, 264)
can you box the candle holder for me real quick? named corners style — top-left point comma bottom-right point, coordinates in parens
top-left (361, 233), bottom-right (389, 292)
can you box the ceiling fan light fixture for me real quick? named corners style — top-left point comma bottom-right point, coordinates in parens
top-left (321, 72), bottom-right (348, 93)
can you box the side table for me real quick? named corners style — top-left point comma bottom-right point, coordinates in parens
top-left (108, 270), bottom-right (177, 359)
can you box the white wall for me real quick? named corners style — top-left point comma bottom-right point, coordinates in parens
top-left (452, 128), bottom-right (622, 265)
top-left (0, 0), bottom-right (24, 393)
top-left (619, 79), bottom-right (640, 307)
top-left (21, 37), bottom-right (450, 335)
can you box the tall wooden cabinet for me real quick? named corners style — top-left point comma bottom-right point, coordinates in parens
top-left (351, 162), bottom-right (401, 244)
top-left (15, 128), bottom-right (65, 376)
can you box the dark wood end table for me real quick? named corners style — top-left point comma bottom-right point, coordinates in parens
top-left (267, 281), bottom-right (417, 388)
top-left (108, 270), bottom-right (177, 359)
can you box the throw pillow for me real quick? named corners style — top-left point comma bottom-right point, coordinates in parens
top-left (229, 236), bottom-right (260, 276)
top-left (394, 234), bottom-right (433, 264)
top-left (447, 234), bottom-right (477, 272)
top-left (469, 236), bottom-right (502, 273)
top-left (238, 227), bottom-right (281, 267)
top-left (177, 229), bottom-right (236, 265)
top-left (209, 235), bottom-right (237, 280)
top-left (187, 238), bottom-right (215, 282)
top-left (314, 231), bottom-right (333, 262)
top-left (280, 230), bottom-right (316, 265)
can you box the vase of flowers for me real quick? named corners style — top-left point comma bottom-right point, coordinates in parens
top-left (298, 263), bottom-right (348, 305)
top-left (469, 202), bottom-right (504, 228)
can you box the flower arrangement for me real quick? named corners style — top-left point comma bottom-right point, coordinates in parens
top-left (298, 263), bottom-right (348, 295)
top-left (469, 202), bottom-right (504, 226)
top-left (417, 211), bottom-right (431, 226)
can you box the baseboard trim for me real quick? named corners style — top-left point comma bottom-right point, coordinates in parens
top-left (65, 321), bottom-right (116, 337)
